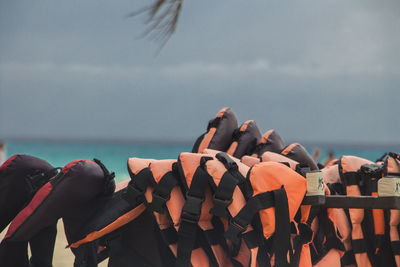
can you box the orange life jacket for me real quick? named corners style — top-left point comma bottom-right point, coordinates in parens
top-left (339, 155), bottom-right (393, 267)
top-left (383, 152), bottom-right (400, 267)
top-left (224, 162), bottom-right (307, 266)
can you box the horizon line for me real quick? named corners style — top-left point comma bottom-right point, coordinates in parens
top-left (1, 136), bottom-right (400, 149)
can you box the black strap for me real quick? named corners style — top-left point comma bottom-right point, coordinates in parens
top-left (291, 223), bottom-right (313, 266)
top-left (352, 239), bottom-right (367, 253)
top-left (123, 168), bottom-right (153, 205)
top-left (93, 158), bottom-right (116, 196)
top-left (224, 188), bottom-right (290, 262)
top-left (216, 153), bottom-right (239, 173)
top-left (210, 172), bottom-right (238, 218)
top-left (161, 227), bottom-right (179, 245)
top-left (341, 250), bottom-right (356, 266)
top-left (204, 228), bottom-right (223, 246)
top-left (306, 206), bottom-right (320, 226)
top-left (150, 171), bottom-right (179, 213)
top-left (271, 188), bottom-right (291, 267)
top-left (295, 164), bottom-right (311, 177)
top-left (215, 152), bottom-right (248, 195)
top-left (376, 152), bottom-right (388, 163)
top-left (207, 117), bottom-right (222, 131)
top-left (176, 166), bottom-right (210, 267)
top-left (232, 128), bottom-right (244, 141)
top-left (252, 143), bottom-right (265, 156)
top-left (343, 172), bottom-right (360, 186)
top-left (392, 241), bottom-right (400, 255)
top-left (225, 190), bottom-right (275, 255)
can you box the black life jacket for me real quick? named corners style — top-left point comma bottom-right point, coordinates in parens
top-left (192, 107), bottom-right (238, 153)
top-left (0, 154), bottom-right (58, 267)
top-left (226, 120), bottom-right (262, 158)
top-left (250, 129), bottom-right (285, 157)
top-left (2, 159), bottom-right (115, 267)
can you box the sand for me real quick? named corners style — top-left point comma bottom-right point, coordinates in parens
top-left (0, 221), bottom-right (108, 266)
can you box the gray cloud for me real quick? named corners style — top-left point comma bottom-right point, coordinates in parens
top-left (0, 0), bottom-right (399, 144)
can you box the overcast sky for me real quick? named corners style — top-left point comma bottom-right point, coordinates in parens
top-left (0, 0), bottom-right (399, 144)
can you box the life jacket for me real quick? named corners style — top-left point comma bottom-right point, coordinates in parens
top-left (224, 161), bottom-right (307, 266)
top-left (291, 167), bottom-right (344, 267)
top-left (260, 151), bottom-right (300, 171)
top-left (382, 152), bottom-right (400, 267)
top-left (204, 152), bottom-right (262, 267)
top-left (308, 184), bottom-right (346, 267)
top-left (214, 150), bottom-right (345, 267)
top-left (316, 163), bottom-right (356, 267)
top-left (146, 157), bottom-right (227, 267)
top-left (241, 152), bottom-right (299, 171)
top-left (2, 159), bottom-right (116, 267)
top-left (250, 129), bottom-right (285, 157)
top-left (226, 120), bottom-right (262, 158)
top-left (339, 155), bottom-right (394, 267)
top-left (241, 155), bottom-right (261, 167)
top-left (0, 154), bottom-right (58, 267)
top-left (324, 159), bottom-right (339, 168)
top-left (176, 152), bottom-right (239, 267)
top-left (70, 157), bottom-right (170, 267)
top-left (281, 143), bottom-right (318, 171)
top-left (192, 107), bottom-right (238, 153)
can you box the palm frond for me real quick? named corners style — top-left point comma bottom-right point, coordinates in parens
top-left (130, 0), bottom-right (183, 49)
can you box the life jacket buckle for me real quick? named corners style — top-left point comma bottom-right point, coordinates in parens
top-left (225, 219), bottom-right (247, 240)
top-left (150, 191), bottom-right (170, 214)
top-left (209, 196), bottom-right (232, 217)
top-left (181, 194), bottom-right (204, 223)
top-left (123, 183), bottom-right (145, 205)
top-left (225, 219), bottom-right (246, 256)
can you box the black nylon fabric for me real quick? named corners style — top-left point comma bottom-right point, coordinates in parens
top-left (0, 155), bottom-right (55, 232)
top-left (282, 143), bottom-right (318, 171)
top-left (150, 171), bottom-right (179, 214)
top-left (29, 224), bottom-right (57, 267)
top-left (231, 121), bottom-right (261, 158)
top-left (254, 130), bottom-right (285, 156)
top-left (0, 155), bottom-right (57, 267)
top-left (0, 240), bottom-right (29, 267)
top-left (124, 167), bottom-right (153, 205)
top-left (176, 167), bottom-right (211, 267)
top-left (69, 188), bottom-right (139, 246)
top-left (105, 209), bottom-right (168, 267)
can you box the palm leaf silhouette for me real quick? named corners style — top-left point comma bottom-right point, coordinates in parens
top-left (128, 0), bottom-right (183, 49)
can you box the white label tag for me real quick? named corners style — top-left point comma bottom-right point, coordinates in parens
top-left (378, 176), bottom-right (400, 197)
top-left (306, 171), bottom-right (324, 196)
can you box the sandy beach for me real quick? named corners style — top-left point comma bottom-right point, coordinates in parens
top-left (0, 221), bottom-right (108, 267)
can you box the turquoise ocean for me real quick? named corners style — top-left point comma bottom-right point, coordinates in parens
top-left (4, 141), bottom-right (400, 182)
